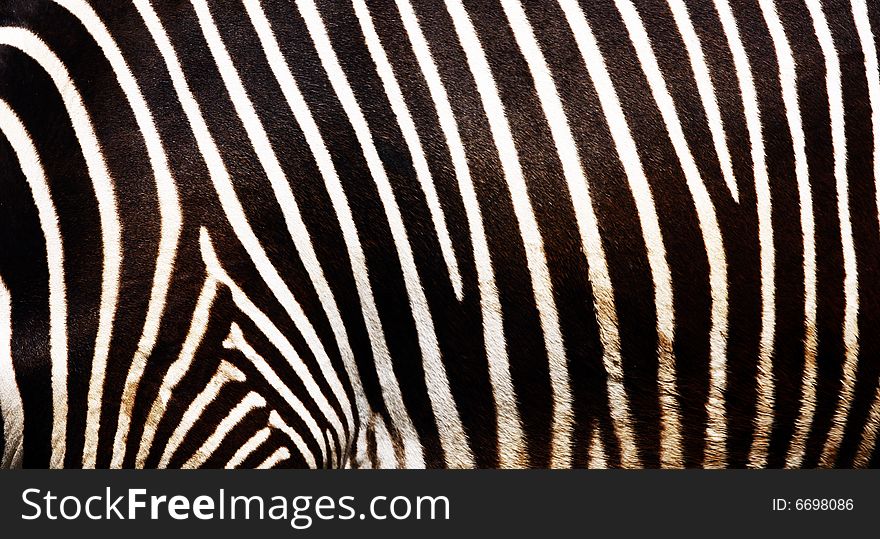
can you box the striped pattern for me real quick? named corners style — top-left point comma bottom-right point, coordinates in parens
top-left (0, 0), bottom-right (878, 468)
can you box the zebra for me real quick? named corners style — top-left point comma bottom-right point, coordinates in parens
top-left (0, 0), bottom-right (878, 469)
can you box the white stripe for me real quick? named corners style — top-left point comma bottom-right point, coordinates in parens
top-left (587, 420), bottom-right (607, 469)
top-left (853, 0), bottom-right (880, 469)
top-left (158, 360), bottom-right (246, 468)
top-left (269, 410), bottom-right (317, 468)
top-left (349, 417), bottom-right (371, 468)
top-left (444, 0), bottom-right (570, 468)
top-left (707, 0), bottom-right (776, 469)
top-left (612, 0), bottom-right (730, 467)
top-left (0, 28), bottom-right (125, 468)
top-left (136, 276), bottom-right (218, 467)
top-left (666, 0), bottom-right (739, 201)
top-left (559, 0), bottom-right (680, 468)
top-left (501, 0), bottom-right (637, 469)
top-left (326, 428), bottom-right (338, 468)
top-left (241, 0), bottom-right (424, 467)
top-left (352, 0), bottom-right (463, 301)
top-left (226, 427), bottom-right (271, 469)
top-left (372, 414), bottom-right (399, 469)
top-left (182, 392), bottom-right (266, 469)
top-left (223, 322), bottom-right (328, 466)
top-left (0, 276), bottom-right (24, 468)
top-left (189, 0), bottom-right (353, 435)
top-left (49, 0), bottom-right (183, 469)
top-left (809, 0), bottom-right (859, 468)
top-left (394, 0), bottom-right (524, 467)
top-left (295, 0), bottom-right (473, 467)
top-left (257, 446), bottom-right (291, 469)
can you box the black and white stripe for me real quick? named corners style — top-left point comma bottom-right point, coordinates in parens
top-left (0, 0), bottom-right (878, 468)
